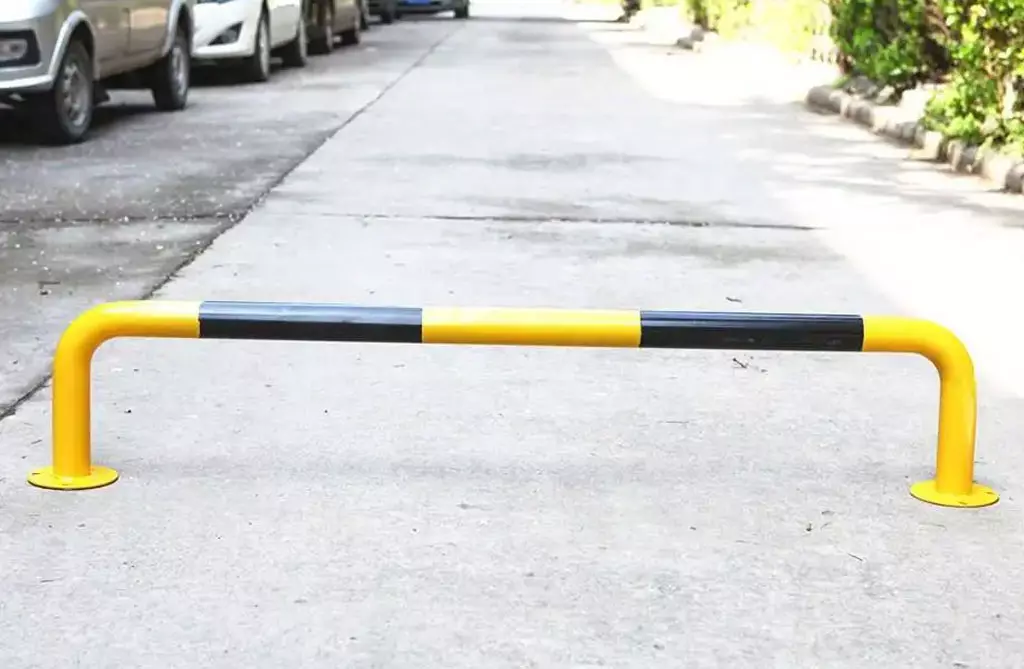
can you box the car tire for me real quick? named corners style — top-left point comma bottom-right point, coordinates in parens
top-left (359, 1), bottom-right (370, 30)
top-left (280, 8), bottom-right (309, 67)
top-left (309, 1), bottom-right (335, 55)
top-left (339, 23), bottom-right (360, 46)
top-left (152, 22), bottom-right (191, 110)
top-left (454, 3), bottom-right (469, 18)
top-left (30, 38), bottom-right (94, 145)
top-left (241, 11), bottom-right (272, 82)
top-left (380, 1), bottom-right (396, 23)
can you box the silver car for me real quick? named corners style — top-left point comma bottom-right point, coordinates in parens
top-left (0, 0), bottom-right (195, 144)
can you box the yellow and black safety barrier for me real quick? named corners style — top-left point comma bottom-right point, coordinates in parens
top-left (28, 300), bottom-right (999, 508)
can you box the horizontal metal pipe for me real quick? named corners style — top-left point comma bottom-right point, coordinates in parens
top-left (196, 301), bottom-right (865, 351)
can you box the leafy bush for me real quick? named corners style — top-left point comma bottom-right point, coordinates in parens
top-left (748, 0), bottom-right (832, 54)
top-left (821, 0), bottom-right (1024, 149)
top-left (683, 0), bottom-right (828, 51)
top-left (922, 1), bottom-right (1024, 151)
top-left (706, 0), bottom-right (753, 36)
top-left (827, 0), bottom-right (950, 92)
top-left (686, 0), bottom-right (710, 27)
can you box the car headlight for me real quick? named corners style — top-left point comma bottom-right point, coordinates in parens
top-left (0, 37), bottom-right (30, 63)
top-left (0, 32), bottom-right (38, 67)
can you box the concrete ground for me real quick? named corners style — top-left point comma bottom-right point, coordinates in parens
top-left (3, 2), bottom-right (1024, 666)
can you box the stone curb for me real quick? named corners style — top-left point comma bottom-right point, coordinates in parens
top-left (675, 26), bottom-right (708, 50)
top-left (806, 84), bottom-right (1024, 194)
top-left (629, 8), bottom-right (707, 49)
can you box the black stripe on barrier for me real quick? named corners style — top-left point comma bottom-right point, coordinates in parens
top-left (198, 302), bottom-right (423, 343)
top-left (638, 311), bottom-right (863, 351)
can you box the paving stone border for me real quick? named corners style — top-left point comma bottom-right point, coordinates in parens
top-left (806, 84), bottom-right (1024, 194)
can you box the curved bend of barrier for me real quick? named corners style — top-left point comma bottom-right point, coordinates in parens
top-left (27, 300), bottom-right (999, 508)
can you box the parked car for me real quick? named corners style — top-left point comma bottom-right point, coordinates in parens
top-left (0, 0), bottom-right (195, 145)
top-left (192, 0), bottom-right (308, 82)
top-left (395, 0), bottom-right (468, 19)
top-left (367, 0), bottom-right (398, 24)
top-left (304, 0), bottom-right (361, 55)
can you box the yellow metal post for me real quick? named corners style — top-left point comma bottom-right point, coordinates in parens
top-left (862, 317), bottom-right (998, 508)
top-left (27, 301), bottom-right (200, 491)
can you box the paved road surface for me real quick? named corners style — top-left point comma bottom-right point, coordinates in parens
top-left (3, 3), bottom-right (1024, 667)
top-left (0, 19), bottom-right (458, 413)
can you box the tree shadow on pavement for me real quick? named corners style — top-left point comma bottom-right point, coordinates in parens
top-left (446, 15), bottom-right (614, 23)
top-left (0, 103), bottom-right (154, 148)
top-left (667, 94), bottom-right (1024, 229)
top-left (190, 61), bottom-right (288, 88)
top-left (590, 24), bottom-right (1024, 228)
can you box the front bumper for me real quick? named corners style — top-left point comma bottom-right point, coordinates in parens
top-left (0, 13), bottom-right (63, 94)
top-left (192, 1), bottom-right (261, 61)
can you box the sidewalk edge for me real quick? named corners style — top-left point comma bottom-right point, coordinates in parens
top-left (806, 84), bottom-right (1024, 195)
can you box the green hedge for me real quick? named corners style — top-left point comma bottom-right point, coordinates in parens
top-left (682, 0), bottom-right (1024, 151)
top-left (682, 0), bottom-right (829, 49)
top-left (823, 0), bottom-right (1024, 150)
top-left (827, 0), bottom-right (951, 90)
top-left (922, 2), bottom-right (1024, 152)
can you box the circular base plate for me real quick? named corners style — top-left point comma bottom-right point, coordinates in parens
top-left (910, 480), bottom-right (999, 508)
top-left (28, 465), bottom-right (119, 491)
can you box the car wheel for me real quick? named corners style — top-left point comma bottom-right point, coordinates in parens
top-left (31, 38), bottom-right (93, 145)
top-left (151, 22), bottom-right (190, 110)
top-left (380, 0), bottom-right (396, 23)
top-left (280, 8), bottom-right (309, 67)
top-left (242, 11), bottom-right (272, 82)
top-left (309, 1), bottom-right (335, 55)
top-left (454, 3), bottom-right (469, 18)
top-left (359, 0), bottom-right (370, 30)
top-left (339, 21), bottom-right (360, 46)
